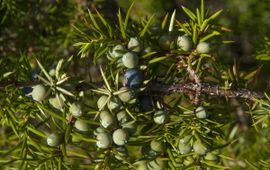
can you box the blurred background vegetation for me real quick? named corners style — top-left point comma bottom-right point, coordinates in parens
top-left (1, 0), bottom-right (270, 169)
top-left (1, 0), bottom-right (270, 88)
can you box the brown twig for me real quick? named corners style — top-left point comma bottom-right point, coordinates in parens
top-left (0, 81), bottom-right (264, 100)
top-left (150, 82), bottom-right (264, 101)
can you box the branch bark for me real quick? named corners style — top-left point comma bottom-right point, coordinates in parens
top-left (0, 81), bottom-right (264, 100)
top-left (150, 82), bottom-right (264, 100)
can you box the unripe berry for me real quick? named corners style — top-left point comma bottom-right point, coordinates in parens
top-left (107, 97), bottom-right (122, 112)
top-left (193, 141), bottom-right (207, 155)
top-left (49, 96), bottom-right (64, 110)
top-left (112, 128), bottom-right (128, 146)
top-left (124, 69), bottom-right (143, 88)
top-left (112, 44), bottom-right (125, 58)
top-left (118, 87), bottom-right (135, 103)
top-left (180, 135), bottom-right (192, 144)
top-left (116, 110), bottom-right (129, 124)
top-left (195, 106), bottom-right (208, 119)
top-left (196, 42), bottom-right (210, 54)
top-left (128, 37), bottom-right (142, 53)
top-left (122, 52), bottom-right (139, 68)
top-left (96, 132), bottom-right (112, 149)
top-left (177, 35), bottom-right (192, 52)
top-left (97, 95), bottom-right (108, 110)
top-left (74, 119), bottom-right (89, 132)
top-left (205, 152), bottom-right (218, 161)
top-left (153, 110), bottom-right (167, 124)
top-left (100, 111), bottom-right (115, 128)
top-left (183, 156), bottom-right (194, 166)
top-left (134, 160), bottom-right (148, 170)
top-left (147, 157), bottom-right (165, 170)
top-left (94, 126), bottom-right (106, 136)
top-left (158, 34), bottom-right (172, 50)
top-left (69, 102), bottom-right (82, 117)
top-left (178, 143), bottom-right (192, 154)
top-left (47, 132), bottom-right (63, 147)
top-left (32, 84), bottom-right (46, 101)
top-left (150, 140), bottom-right (166, 152)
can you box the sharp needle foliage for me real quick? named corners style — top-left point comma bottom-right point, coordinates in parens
top-left (1, 0), bottom-right (270, 170)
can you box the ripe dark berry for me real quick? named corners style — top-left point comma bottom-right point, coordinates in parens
top-left (124, 69), bottom-right (143, 88)
top-left (139, 95), bottom-right (153, 112)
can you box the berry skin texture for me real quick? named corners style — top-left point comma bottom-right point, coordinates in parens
top-left (74, 119), bottom-right (89, 132)
top-left (196, 42), bottom-right (210, 54)
top-left (195, 106), bottom-right (208, 119)
top-left (47, 132), bottom-right (62, 147)
top-left (112, 128), bottom-right (128, 146)
top-left (118, 87), bottom-right (134, 103)
top-left (49, 96), bottom-right (64, 110)
top-left (193, 141), bottom-right (207, 155)
top-left (112, 44), bottom-right (125, 58)
top-left (97, 95), bottom-right (108, 110)
top-left (116, 110), bottom-right (129, 124)
top-left (178, 142), bottom-right (192, 154)
top-left (134, 160), bottom-right (148, 170)
top-left (107, 97), bottom-right (122, 112)
top-left (147, 157), bottom-right (165, 170)
top-left (205, 152), bottom-right (218, 161)
top-left (94, 126), bottom-right (106, 136)
top-left (99, 111), bottom-right (115, 128)
top-left (122, 52), bottom-right (139, 69)
top-left (158, 34), bottom-right (171, 50)
top-left (96, 132), bottom-right (112, 149)
top-left (69, 102), bottom-right (82, 117)
top-left (32, 84), bottom-right (46, 101)
top-left (180, 135), bottom-right (192, 144)
top-left (150, 140), bottom-right (166, 152)
top-left (124, 69), bottom-right (143, 88)
top-left (153, 110), bottom-right (167, 124)
top-left (128, 37), bottom-right (142, 53)
top-left (177, 35), bottom-right (193, 52)
top-left (183, 156), bottom-right (194, 166)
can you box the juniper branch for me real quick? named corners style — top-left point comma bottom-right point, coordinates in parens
top-left (0, 81), bottom-right (264, 100)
